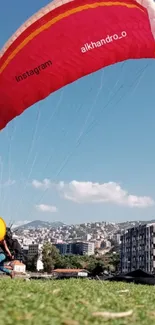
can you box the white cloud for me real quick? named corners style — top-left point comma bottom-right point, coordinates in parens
top-left (32, 179), bottom-right (64, 190)
top-left (60, 181), bottom-right (154, 208)
top-left (32, 179), bottom-right (154, 208)
top-left (2, 179), bottom-right (16, 187)
top-left (32, 179), bottom-right (52, 190)
top-left (35, 204), bottom-right (58, 213)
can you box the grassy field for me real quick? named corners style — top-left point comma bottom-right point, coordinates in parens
top-left (0, 278), bottom-right (155, 325)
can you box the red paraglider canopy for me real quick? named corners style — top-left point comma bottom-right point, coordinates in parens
top-left (0, 0), bottom-right (155, 130)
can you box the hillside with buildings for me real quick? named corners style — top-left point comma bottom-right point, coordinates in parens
top-left (14, 218), bottom-right (155, 245)
top-left (13, 220), bottom-right (122, 272)
top-left (11, 218), bottom-right (155, 274)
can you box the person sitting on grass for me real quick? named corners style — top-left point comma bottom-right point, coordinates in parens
top-left (0, 239), bottom-right (15, 278)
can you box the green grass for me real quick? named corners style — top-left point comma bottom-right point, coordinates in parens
top-left (0, 278), bottom-right (155, 325)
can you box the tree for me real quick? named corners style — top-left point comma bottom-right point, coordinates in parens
top-left (42, 242), bottom-right (60, 273)
top-left (110, 252), bottom-right (120, 272)
top-left (93, 261), bottom-right (105, 276)
top-left (87, 259), bottom-right (105, 275)
top-left (102, 252), bottom-right (120, 273)
top-left (55, 255), bottom-right (83, 269)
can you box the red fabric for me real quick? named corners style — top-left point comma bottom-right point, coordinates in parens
top-left (0, 0), bottom-right (154, 130)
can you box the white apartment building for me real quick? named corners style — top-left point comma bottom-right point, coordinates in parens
top-left (120, 223), bottom-right (155, 274)
top-left (22, 243), bottom-right (43, 271)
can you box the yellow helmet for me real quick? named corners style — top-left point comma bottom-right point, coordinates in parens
top-left (0, 217), bottom-right (6, 241)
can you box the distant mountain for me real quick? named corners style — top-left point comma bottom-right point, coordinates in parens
top-left (13, 218), bottom-right (155, 232)
top-left (14, 220), bottom-right (65, 230)
top-left (117, 219), bottom-right (155, 230)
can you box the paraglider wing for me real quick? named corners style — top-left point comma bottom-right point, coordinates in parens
top-left (0, 0), bottom-right (155, 130)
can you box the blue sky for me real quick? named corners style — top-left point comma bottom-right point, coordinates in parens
top-left (0, 0), bottom-right (155, 226)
